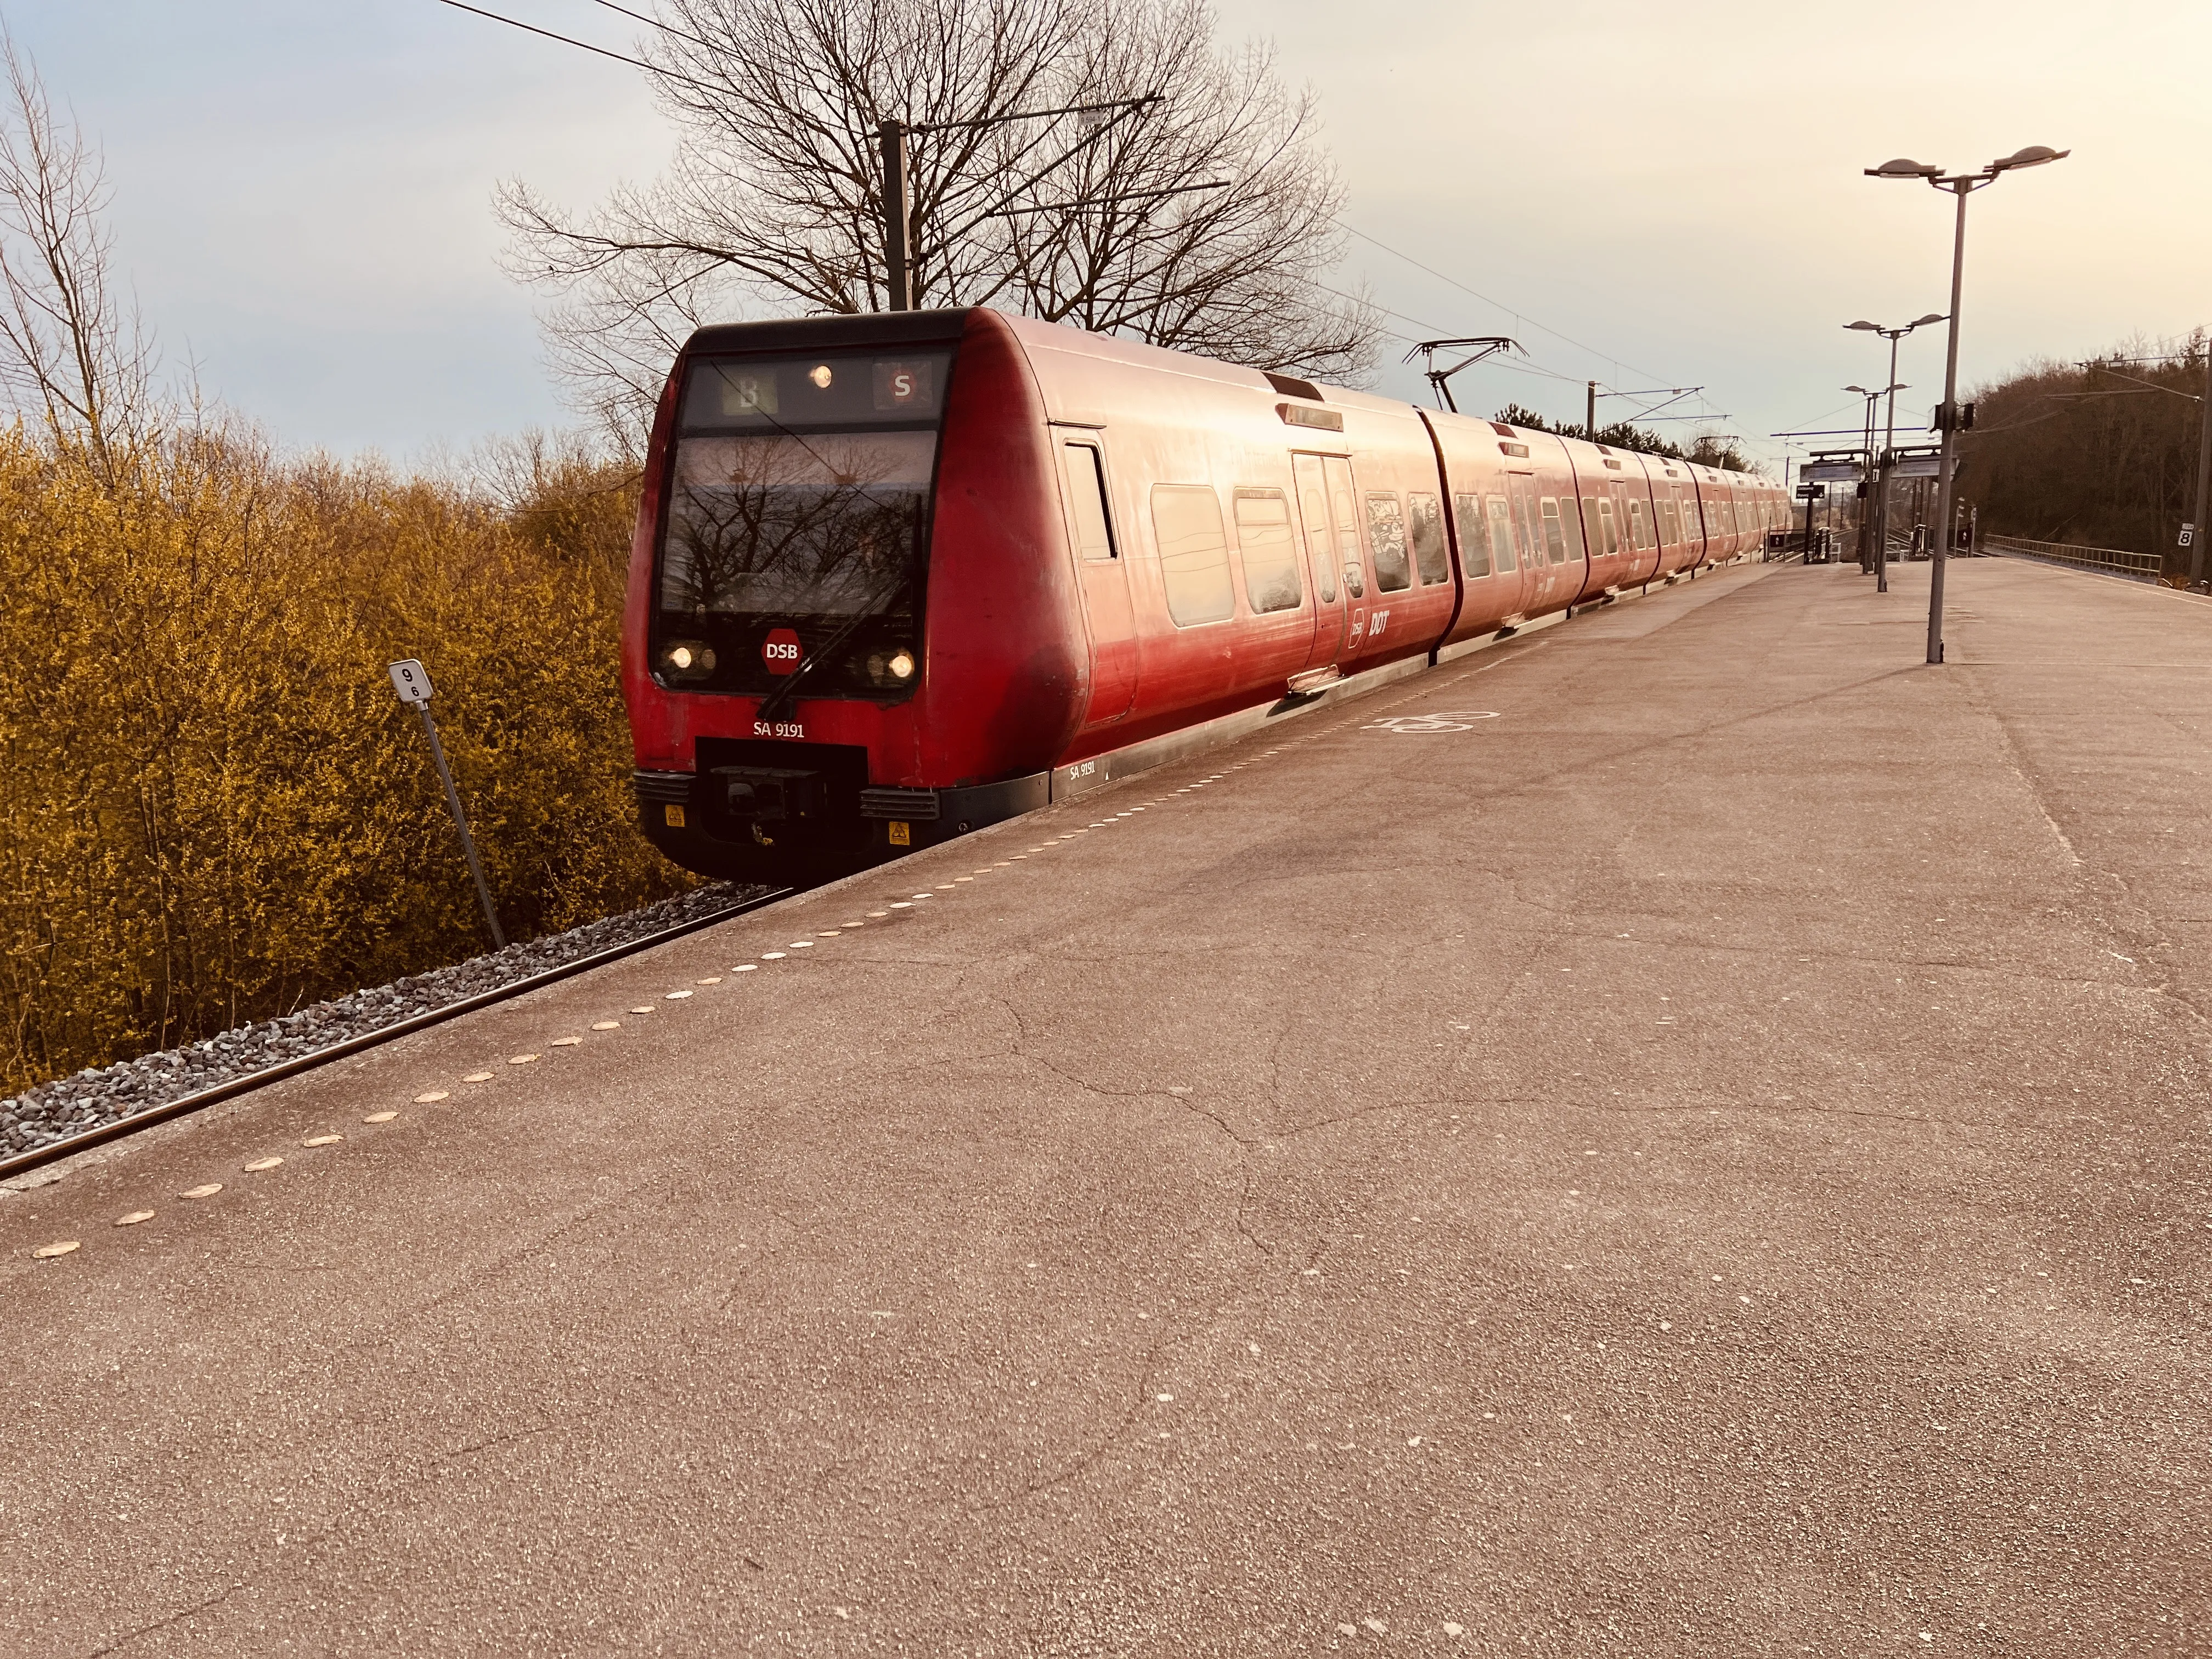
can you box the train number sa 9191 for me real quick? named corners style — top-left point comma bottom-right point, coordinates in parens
top-left (753, 720), bottom-right (805, 739)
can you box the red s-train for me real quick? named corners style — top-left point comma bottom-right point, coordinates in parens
top-left (623, 308), bottom-right (1784, 879)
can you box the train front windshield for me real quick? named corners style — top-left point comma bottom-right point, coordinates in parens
top-left (652, 349), bottom-right (950, 698)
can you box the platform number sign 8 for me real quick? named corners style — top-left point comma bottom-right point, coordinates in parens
top-left (761, 628), bottom-right (804, 674)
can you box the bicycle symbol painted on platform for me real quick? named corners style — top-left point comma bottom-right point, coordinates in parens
top-left (1362, 710), bottom-right (1503, 733)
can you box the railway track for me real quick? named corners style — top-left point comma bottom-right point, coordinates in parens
top-left (0, 885), bottom-right (796, 1184)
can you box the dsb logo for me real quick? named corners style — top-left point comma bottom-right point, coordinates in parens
top-left (761, 628), bottom-right (804, 673)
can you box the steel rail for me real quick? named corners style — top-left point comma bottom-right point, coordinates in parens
top-left (0, 887), bottom-right (795, 1184)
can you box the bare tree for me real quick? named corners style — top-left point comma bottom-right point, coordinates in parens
top-left (0, 36), bottom-right (148, 475)
top-left (499, 0), bottom-right (1376, 437)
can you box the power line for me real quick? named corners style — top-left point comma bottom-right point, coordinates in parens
top-left (586, 0), bottom-right (715, 51)
top-left (1333, 219), bottom-right (1684, 394)
top-left (435, 0), bottom-right (727, 95)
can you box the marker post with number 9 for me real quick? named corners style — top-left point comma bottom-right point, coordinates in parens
top-left (388, 658), bottom-right (505, 949)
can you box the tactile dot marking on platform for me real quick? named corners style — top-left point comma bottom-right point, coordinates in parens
top-left (462, 1071), bottom-right (495, 1082)
top-left (664, 991), bottom-right (694, 1002)
top-left (816, 932), bottom-right (840, 938)
top-left (630, 1006), bottom-right (654, 1014)
top-left (760, 952), bottom-right (786, 960)
top-left (182, 1183), bottom-right (223, 1200)
top-left (116, 1211), bottom-right (155, 1227)
top-left (953, 877), bottom-right (974, 884)
top-left (887, 904), bottom-right (911, 911)
top-left (243, 1157), bottom-right (283, 1172)
top-left (789, 942), bottom-right (814, 950)
top-left (694, 977), bottom-right (721, 985)
top-left (911, 893), bottom-right (932, 900)
top-left (510, 1052), bottom-right (543, 1062)
top-left (550, 1036), bottom-right (583, 1046)
top-left (866, 910), bottom-right (889, 917)
top-left (731, 965), bottom-right (757, 973)
top-left (32, 1240), bottom-right (78, 1258)
top-left (592, 1020), bottom-right (620, 1030)
top-left (301, 1135), bottom-right (343, 1148)
top-left (415, 1090), bottom-right (450, 1104)
top-left (840, 921), bottom-right (864, 928)
top-left (363, 1111), bottom-right (398, 1124)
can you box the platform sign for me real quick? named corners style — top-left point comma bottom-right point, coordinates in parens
top-left (2180, 523), bottom-right (2196, 549)
top-left (388, 658), bottom-right (433, 707)
top-left (1795, 484), bottom-right (1826, 500)
top-left (1891, 456), bottom-right (1942, 479)
top-left (1802, 461), bottom-right (1861, 483)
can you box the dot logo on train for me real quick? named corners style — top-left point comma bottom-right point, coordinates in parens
top-left (626, 309), bottom-right (1783, 881)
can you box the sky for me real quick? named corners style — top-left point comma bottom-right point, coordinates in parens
top-left (9, 1), bottom-right (2209, 475)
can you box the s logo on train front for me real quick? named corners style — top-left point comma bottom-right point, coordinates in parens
top-left (625, 308), bottom-right (1787, 880)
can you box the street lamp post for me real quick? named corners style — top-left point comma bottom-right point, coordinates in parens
top-left (1845, 385), bottom-right (1884, 573)
top-left (1847, 314), bottom-right (1946, 593)
top-left (1868, 145), bottom-right (2069, 664)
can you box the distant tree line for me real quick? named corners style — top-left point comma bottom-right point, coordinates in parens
top-left (1959, 331), bottom-right (2208, 574)
top-left (1493, 403), bottom-right (1756, 472)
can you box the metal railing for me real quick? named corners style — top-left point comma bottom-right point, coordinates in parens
top-left (1983, 533), bottom-right (2163, 583)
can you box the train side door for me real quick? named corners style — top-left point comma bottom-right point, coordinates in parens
top-left (1291, 452), bottom-right (1351, 672)
top-left (1505, 471), bottom-right (1544, 612)
top-left (1056, 435), bottom-right (1137, 727)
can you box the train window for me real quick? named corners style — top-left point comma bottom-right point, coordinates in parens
top-left (1062, 442), bottom-right (1116, 561)
top-left (1291, 454), bottom-right (1338, 604)
top-left (1323, 456), bottom-right (1365, 597)
top-left (1485, 495), bottom-right (1517, 573)
top-left (1407, 493), bottom-right (1449, 585)
top-left (1660, 499), bottom-right (1681, 545)
top-left (1366, 494), bottom-right (1412, 592)
top-left (1596, 497), bottom-right (1620, 557)
top-left (1152, 485), bottom-right (1236, 627)
top-left (1629, 499), bottom-right (1652, 551)
top-left (1234, 490), bottom-right (1302, 613)
top-left (1539, 498), bottom-right (1567, 564)
top-left (1454, 493), bottom-right (1491, 576)
top-left (1553, 494), bottom-right (1584, 563)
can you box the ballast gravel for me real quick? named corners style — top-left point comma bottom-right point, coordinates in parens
top-left (0, 883), bottom-right (761, 1163)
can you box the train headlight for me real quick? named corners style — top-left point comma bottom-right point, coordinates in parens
top-left (861, 647), bottom-right (918, 689)
top-left (657, 640), bottom-right (716, 682)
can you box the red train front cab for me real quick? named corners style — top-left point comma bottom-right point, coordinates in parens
top-left (623, 309), bottom-right (1090, 881)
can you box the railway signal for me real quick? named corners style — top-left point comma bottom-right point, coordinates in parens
top-left (388, 658), bottom-right (506, 950)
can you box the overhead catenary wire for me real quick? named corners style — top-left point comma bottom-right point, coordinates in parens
top-left (435, 0), bottom-right (729, 94)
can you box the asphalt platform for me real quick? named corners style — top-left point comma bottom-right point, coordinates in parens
top-left (5, 556), bottom-right (2206, 1656)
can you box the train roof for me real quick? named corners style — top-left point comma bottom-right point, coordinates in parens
top-left (679, 308), bottom-right (1770, 479)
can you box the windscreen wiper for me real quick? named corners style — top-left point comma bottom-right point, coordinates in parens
top-left (752, 575), bottom-right (912, 727)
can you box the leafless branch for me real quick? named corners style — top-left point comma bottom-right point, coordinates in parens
top-left (499, 0), bottom-right (1378, 440)
top-left (0, 34), bottom-right (150, 477)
